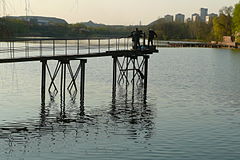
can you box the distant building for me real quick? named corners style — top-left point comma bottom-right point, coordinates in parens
top-left (200, 8), bottom-right (208, 22)
top-left (206, 13), bottom-right (218, 24)
top-left (175, 14), bottom-right (185, 23)
top-left (6, 16), bottom-right (68, 25)
top-left (192, 13), bottom-right (200, 22)
top-left (164, 15), bottom-right (174, 22)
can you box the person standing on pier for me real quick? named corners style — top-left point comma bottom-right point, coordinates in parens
top-left (129, 30), bottom-right (136, 49)
top-left (129, 28), bottom-right (143, 50)
top-left (148, 29), bottom-right (157, 47)
top-left (135, 28), bottom-right (143, 49)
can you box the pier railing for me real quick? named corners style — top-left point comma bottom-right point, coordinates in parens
top-left (0, 37), bottom-right (132, 59)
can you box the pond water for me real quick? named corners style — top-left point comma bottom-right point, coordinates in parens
top-left (0, 48), bottom-right (240, 160)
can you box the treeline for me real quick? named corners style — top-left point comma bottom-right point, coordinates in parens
top-left (0, 17), bottom-right (213, 41)
top-left (149, 20), bottom-right (213, 41)
top-left (1, 1), bottom-right (240, 42)
top-left (149, 2), bottom-right (240, 42)
top-left (0, 18), bottom-right (133, 39)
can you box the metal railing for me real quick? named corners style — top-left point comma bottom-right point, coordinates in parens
top-left (0, 37), bottom-right (132, 59)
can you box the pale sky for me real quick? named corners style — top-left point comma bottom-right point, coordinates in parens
top-left (1, 0), bottom-right (239, 25)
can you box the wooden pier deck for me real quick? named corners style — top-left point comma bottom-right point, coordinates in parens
top-left (0, 50), bottom-right (155, 63)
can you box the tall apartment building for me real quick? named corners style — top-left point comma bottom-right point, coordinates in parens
top-left (192, 13), bottom-right (200, 22)
top-left (200, 8), bottom-right (208, 22)
top-left (164, 15), bottom-right (174, 22)
top-left (206, 13), bottom-right (218, 23)
top-left (175, 14), bottom-right (185, 23)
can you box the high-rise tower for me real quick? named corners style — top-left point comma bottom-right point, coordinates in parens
top-left (200, 8), bottom-right (208, 22)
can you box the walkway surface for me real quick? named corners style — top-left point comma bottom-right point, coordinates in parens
top-left (0, 37), bottom-right (157, 63)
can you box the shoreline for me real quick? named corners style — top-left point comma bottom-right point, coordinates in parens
top-left (154, 40), bottom-right (240, 49)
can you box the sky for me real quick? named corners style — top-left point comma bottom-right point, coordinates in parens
top-left (1, 0), bottom-right (239, 25)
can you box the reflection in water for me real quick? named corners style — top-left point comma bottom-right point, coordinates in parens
top-left (111, 84), bottom-right (154, 139)
top-left (0, 83), bottom-right (154, 158)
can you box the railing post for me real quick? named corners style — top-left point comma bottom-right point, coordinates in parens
top-left (9, 42), bottom-right (11, 58)
top-left (108, 39), bottom-right (110, 51)
top-left (25, 41), bottom-right (29, 57)
top-left (77, 39), bottom-right (80, 55)
top-left (65, 40), bottom-right (68, 55)
top-left (12, 41), bottom-right (15, 59)
top-left (9, 41), bottom-right (15, 59)
top-left (53, 40), bottom-right (55, 56)
top-left (28, 41), bottom-right (30, 57)
top-left (124, 38), bottom-right (126, 50)
top-left (117, 38), bottom-right (120, 50)
top-left (98, 39), bottom-right (100, 53)
top-left (25, 41), bottom-right (27, 57)
top-left (40, 40), bottom-right (42, 57)
top-left (88, 39), bottom-right (90, 54)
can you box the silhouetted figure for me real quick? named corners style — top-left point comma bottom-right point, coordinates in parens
top-left (135, 28), bottom-right (142, 49)
top-left (143, 32), bottom-right (146, 46)
top-left (129, 31), bottom-right (136, 49)
top-left (129, 28), bottom-right (143, 50)
top-left (148, 29), bottom-right (157, 47)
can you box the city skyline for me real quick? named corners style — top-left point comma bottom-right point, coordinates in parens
top-left (1, 0), bottom-right (239, 25)
top-left (162, 8), bottom-right (218, 24)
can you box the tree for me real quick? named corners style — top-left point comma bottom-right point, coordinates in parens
top-left (187, 21), bottom-right (212, 40)
top-left (213, 6), bottom-right (233, 41)
top-left (233, 2), bottom-right (240, 42)
top-left (219, 6), bottom-right (233, 16)
top-left (0, 18), bottom-right (28, 38)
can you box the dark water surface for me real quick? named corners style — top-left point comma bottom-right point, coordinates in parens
top-left (0, 48), bottom-right (240, 160)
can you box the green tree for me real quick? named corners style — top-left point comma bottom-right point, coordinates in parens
top-left (233, 2), bottom-right (240, 42)
top-left (0, 18), bottom-right (28, 38)
top-left (187, 21), bottom-right (212, 40)
top-left (213, 6), bottom-right (233, 41)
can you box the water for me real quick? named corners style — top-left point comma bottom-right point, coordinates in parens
top-left (1, 48), bottom-right (240, 160)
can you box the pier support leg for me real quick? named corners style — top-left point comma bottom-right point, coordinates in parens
top-left (48, 61), bottom-right (61, 98)
top-left (59, 60), bottom-right (68, 118)
top-left (63, 63), bottom-right (67, 106)
top-left (41, 60), bottom-right (47, 106)
top-left (143, 55), bottom-right (149, 103)
top-left (60, 62), bottom-right (63, 105)
top-left (46, 59), bottom-right (87, 114)
top-left (132, 58), bottom-right (136, 103)
top-left (112, 56), bottom-right (117, 101)
top-left (59, 60), bottom-right (68, 112)
top-left (113, 55), bottom-right (150, 103)
top-left (80, 59), bottom-right (87, 108)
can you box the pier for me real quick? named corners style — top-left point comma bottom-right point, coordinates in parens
top-left (0, 37), bottom-right (158, 111)
top-left (154, 40), bottom-right (240, 48)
